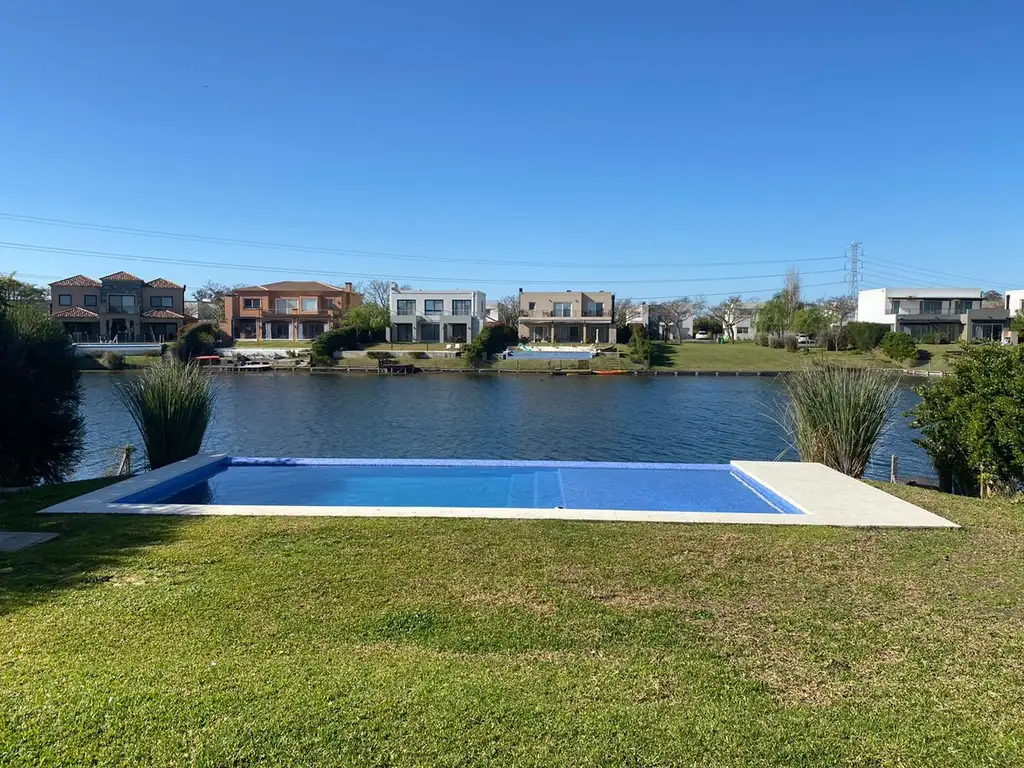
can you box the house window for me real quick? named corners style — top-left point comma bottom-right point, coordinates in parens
top-left (109, 295), bottom-right (136, 311)
top-left (300, 297), bottom-right (318, 311)
top-left (953, 300), bottom-right (974, 313)
top-left (84, 294), bottom-right (98, 306)
top-left (585, 301), bottom-right (603, 317)
top-left (396, 299), bottom-right (416, 316)
top-left (276, 298), bottom-right (298, 314)
top-left (451, 299), bottom-right (471, 315)
top-left (150, 296), bottom-right (173, 308)
top-left (394, 323), bottom-right (413, 342)
top-left (737, 326), bottom-right (748, 335)
top-left (424, 300), bottom-right (444, 314)
top-left (528, 302), bottom-right (536, 310)
top-left (922, 300), bottom-right (944, 313)
top-left (890, 300), bottom-right (901, 314)
top-left (552, 302), bottom-right (572, 317)
top-left (58, 294), bottom-right (72, 306)
top-left (420, 322), bottom-right (440, 342)
top-left (243, 298), bottom-right (261, 309)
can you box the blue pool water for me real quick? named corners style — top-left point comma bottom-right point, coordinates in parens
top-left (506, 351), bottom-right (593, 360)
top-left (116, 459), bottom-right (804, 514)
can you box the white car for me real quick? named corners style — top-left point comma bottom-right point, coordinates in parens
top-left (694, 331), bottom-right (710, 340)
top-left (796, 334), bottom-right (814, 346)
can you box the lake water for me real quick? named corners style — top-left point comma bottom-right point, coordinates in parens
top-left (76, 373), bottom-right (935, 482)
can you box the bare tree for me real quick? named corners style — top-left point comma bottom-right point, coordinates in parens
top-left (652, 297), bottom-right (702, 341)
top-left (191, 280), bottom-right (244, 321)
top-left (614, 298), bottom-right (646, 329)
top-left (816, 295), bottom-right (857, 350)
top-left (708, 296), bottom-right (748, 340)
top-left (497, 294), bottom-right (525, 328)
top-left (364, 279), bottom-right (392, 307)
top-left (782, 267), bottom-right (802, 323)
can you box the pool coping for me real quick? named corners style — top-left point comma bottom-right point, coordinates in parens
top-left (38, 454), bottom-right (959, 528)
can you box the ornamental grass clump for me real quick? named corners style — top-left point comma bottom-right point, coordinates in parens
top-left (119, 360), bottom-right (215, 470)
top-left (778, 361), bottom-right (899, 478)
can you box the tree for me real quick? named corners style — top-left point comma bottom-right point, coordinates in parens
top-left (497, 294), bottom-right (525, 328)
top-left (191, 281), bottom-right (243, 321)
top-left (340, 303), bottom-right (391, 342)
top-left (0, 303), bottom-right (84, 486)
top-left (653, 297), bottom-right (703, 341)
top-left (817, 296), bottom-right (857, 350)
top-left (628, 326), bottom-right (654, 368)
top-left (882, 331), bottom-right (917, 363)
top-left (0, 273), bottom-right (48, 306)
top-left (782, 267), bottom-right (802, 324)
top-left (754, 294), bottom-right (788, 338)
top-left (693, 316), bottom-right (724, 335)
top-left (790, 305), bottom-right (829, 337)
top-left (1011, 312), bottom-right (1024, 334)
top-left (364, 280), bottom-right (412, 307)
top-left (910, 344), bottom-right (1024, 496)
top-left (614, 298), bottom-right (636, 331)
top-left (708, 296), bottom-right (748, 340)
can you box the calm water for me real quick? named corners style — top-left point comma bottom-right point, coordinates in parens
top-left (76, 374), bottom-right (935, 481)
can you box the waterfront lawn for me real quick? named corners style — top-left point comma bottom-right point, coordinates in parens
top-left (76, 354), bottom-right (161, 371)
top-left (2, 481), bottom-right (1021, 765)
top-left (233, 340), bottom-right (313, 348)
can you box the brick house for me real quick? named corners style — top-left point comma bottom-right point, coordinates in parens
top-left (49, 272), bottom-right (186, 342)
top-left (222, 280), bottom-right (362, 341)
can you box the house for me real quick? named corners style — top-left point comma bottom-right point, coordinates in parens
top-left (485, 301), bottom-right (500, 325)
top-left (646, 304), bottom-right (695, 341)
top-left (1006, 290), bottom-right (1024, 316)
top-left (387, 286), bottom-right (487, 343)
top-left (222, 281), bottom-right (362, 341)
top-left (49, 272), bottom-right (186, 342)
top-left (518, 290), bottom-right (616, 344)
top-left (857, 287), bottom-right (1009, 342)
top-left (728, 301), bottom-right (760, 340)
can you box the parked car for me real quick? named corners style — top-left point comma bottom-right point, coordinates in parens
top-left (694, 331), bottom-right (710, 340)
top-left (796, 334), bottom-right (814, 346)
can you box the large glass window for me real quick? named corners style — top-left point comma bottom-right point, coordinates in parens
top-left (394, 323), bottom-right (413, 342)
top-left (58, 294), bottom-right (72, 306)
top-left (275, 298), bottom-right (298, 314)
top-left (890, 300), bottom-right (901, 314)
top-left (451, 299), bottom-right (471, 315)
top-left (421, 322), bottom-right (440, 341)
top-left (243, 298), bottom-right (261, 309)
top-left (424, 300), bottom-right (444, 314)
top-left (300, 297), bottom-right (318, 311)
top-left (921, 300), bottom-right (944, 313)
top-left (109, 295), bottom-right (136, 311)
top-left (396, 299), bottom-right (415, 316)
top-left (585, 301), bottom-right (603, 317)
top-left (84, 294), bottom-right (98, 306)
top-left (150, 296), bottom-right (173, 308)
top-left (953, 300), bottom-right (974, 313)
top-left (552, 302), bottom-right (572, 317)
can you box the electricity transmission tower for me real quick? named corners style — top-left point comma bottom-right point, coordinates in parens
top-left (845, 242), bottom-right (861, 297)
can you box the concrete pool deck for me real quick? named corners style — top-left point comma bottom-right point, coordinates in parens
top-left (38, 454), bottom-right (959, 528)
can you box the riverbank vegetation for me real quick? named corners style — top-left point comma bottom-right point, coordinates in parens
top-left (1, 480), bottom-right (1021, 765)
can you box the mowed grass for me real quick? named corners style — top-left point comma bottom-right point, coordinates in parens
top-left (2, 480), bottom-right (1022, 766)
top-left (645, 342), bottom-right (957, 372)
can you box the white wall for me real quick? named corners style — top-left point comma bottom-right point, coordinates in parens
top-left (1006, 290), bottom-right (1024, 315)
top-left (856, 289), bottom-right (893, 326)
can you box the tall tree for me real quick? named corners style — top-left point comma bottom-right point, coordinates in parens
top-left (364, 280), bottom-right (412, 307)
top-left (982, 289), bottom-right (1004, 308)
top-left (191, 281), bottom-right (243, 321)
top-left (0, 273), bottom-right (48, 305)
top-left (340, 303), bottom-right (391, 342)
top-left (497, 294), bottom-right (525, 328)
top-left (653, 297), bottom-right (702, 341)
top-left (708, 296), bottom-right (748, 340)
top-left (782, 268), bottom-right (802, 327)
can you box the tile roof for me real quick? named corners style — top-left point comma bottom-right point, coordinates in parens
top-left (146, 277), bottom-right (182, 289)
top-left (233, 280), bottom-right (352, 292)
top-left (100, 271), bottom-right (144, 282)
top-left (141, 309), bottom-right (185, 319)
top-left (53, 307), bottom-right (99, 319)
top-left (51, 274), bottom-right (101, 287)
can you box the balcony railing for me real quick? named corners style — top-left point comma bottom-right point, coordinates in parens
top-left (522, 309), bottom-right (574, 318)
top-left (582, 310), bottom-right (606, 317)
top-left (890, 303), bottom-right (975, 316)
top-left (261, 307), bottom-right (327, 317)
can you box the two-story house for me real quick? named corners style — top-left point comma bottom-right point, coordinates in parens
top-left (387, 286), bottom-right (487, 343)
top-left (49, 271), bottom-right (186, 342)
top-left (857, 287), bottom-right (1009, 342)
top-left (222, 281), bottom-right (362, 341)
top-left (518, 290), bottom-right (616, 344)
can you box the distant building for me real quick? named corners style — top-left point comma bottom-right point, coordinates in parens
top-left (485, 301), bottom-right (500, 324)
top-left (518, 290), bottom-right (616, 344)
top-left (184, 299), bottom-right (220, 322)
top-left (1006, 290), bottom-right (1024, 316)
top-left (49, 272), bottom-right (186, 342)
top-left (222, 281), bottom-right (361, 341)
top-left (387, 286), bottom-right (487, 343)
top-left (857, 287), bottom-right (1009, 342)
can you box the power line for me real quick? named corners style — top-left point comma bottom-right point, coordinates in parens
top-left (627, 280), bottom-right (849, 302)
top-left (0, 240), bottom-right (848, 286)
top-left (0, 211), bottom-right (847, 270)
top-left (861, 260), bottom-right (998, 288)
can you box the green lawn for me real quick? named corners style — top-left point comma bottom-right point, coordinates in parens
top-left (2, 479), bottom-right (1022, 765)
top-left (233, 340), bottom-right (313, 348)
top-left (77, 354), bottom-right (161, 371)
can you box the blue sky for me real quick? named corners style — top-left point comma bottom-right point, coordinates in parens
top-left (1, 0), bottom-right (1021, 302)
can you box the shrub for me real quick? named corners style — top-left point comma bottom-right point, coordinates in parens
top-left (464, 325), bottom-right (515, 367)
top-left (882, 331), bottom-right (917, 363)
top-left (910, 344), bottom-right (1024, 496)
top-left (784, 334), bottom-right (799, 353)
top-left (768, 335), bottom-right (785, 349)
top-left (778, 361), bottom-right (899, 478)
top-left (847, 322), bottom-right (890, 352)
top-left (119, 360), bottom-right (215, 470)
top-left (0, 303), bottom-right (84, 485)
top-left (310, 327), bottom-right (359, 365)
top-left (628, 327), bottom-right (654, 367)
top-left (176, 322), bottom-right (228, 361)
top-left (754, 332), bottom-right (770, 347)
top-left (100, 351), bottom-right (126, 370)
top-left (919, 331), bottom-right (940, 345)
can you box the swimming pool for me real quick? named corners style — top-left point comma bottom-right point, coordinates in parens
top-left (40, 455), bottom-right (960, 528)
top-left (115, 458), bottom-right (802, 514)
top-left (505, 351), bottom-right (594, 360)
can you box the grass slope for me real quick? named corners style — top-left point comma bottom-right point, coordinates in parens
top-left (2, 480), bottom-right (1021, 766)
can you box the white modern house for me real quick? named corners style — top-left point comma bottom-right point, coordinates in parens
top-left (1006, 290), bottom-right (1024, 316)
top-left (387, 286), bottom-right (487, 344)
top-left (857, 287), bottom-right (1009, 342)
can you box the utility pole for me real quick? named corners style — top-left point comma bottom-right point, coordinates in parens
top-left (845, 242), bottom-right (861, 297)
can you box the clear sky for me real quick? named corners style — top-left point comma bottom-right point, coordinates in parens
top-left (1, 0), bottom-right (1021, 302)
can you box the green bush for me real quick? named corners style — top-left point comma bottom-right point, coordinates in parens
top-left (310, 327), bottom-right (359, 365)
top-left (99, 351), bottom-right (126, 370)
top-left (0, 303), bottom-right (84, 485)
top-left (780, 361), bottom-right (899, 478)
top-left (784, 334), bottom-right (799, 353)
top-left (754, 332), bottom-right (770, 347)
top-left (119, 360), bottom-right (215, 470)
top-left (847, 322), bottom-right (890, 352)
top-left (919, 331), bottom-right (940, 345)
top-left (464, 325), bottom-right (515, 367)
top-left (628, 327), bottom-right (654, 367)
top-left (176, 322), bottom-right (228, 361)
top-left (882, 331), bottom-right (917, 363)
